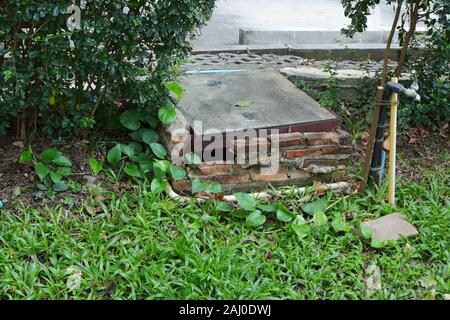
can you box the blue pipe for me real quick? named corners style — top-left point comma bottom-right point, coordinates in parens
top-left (185, 69), bottom-right (245, 75)
top-left (379, 151), bottom-right (386, 182)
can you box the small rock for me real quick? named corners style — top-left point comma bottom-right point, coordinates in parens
top-left (12, 141), bottom-right (24, 148)
top-left (361, 213), bottom-right (418, 242)
top-left (82, 175), bottom-right (97, 186)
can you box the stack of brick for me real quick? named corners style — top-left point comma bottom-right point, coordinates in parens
top-left (161, 114), bottom-right (353, 194)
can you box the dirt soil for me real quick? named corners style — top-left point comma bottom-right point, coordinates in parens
top-left (1, 126), bottom-right (448, 211)
top-left (0, 131), bottom-right (131, 210)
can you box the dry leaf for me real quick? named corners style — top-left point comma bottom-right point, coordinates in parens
top-left (66, 266), bottom-right (82, 291)
top-left (235, 99), bottom-right (254, 108)
top-left (93, 195), bottom-right (108, 202)
top-left (365, 264), bottom-right (382, 294)
top-left (408, 136), bottom-right (418, 144)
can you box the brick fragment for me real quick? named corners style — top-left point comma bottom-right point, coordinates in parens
top-left (252, 173), bottom-right (288, 182)
top-left (285, 146), bottom-right (353, 159)
top-left (272, 132), bottom-right (306, 147)
top-left (171, 179), bottom-right (191, 191)
top-left (198, 161), bottom-right (229, 175)
top-left (304, 132), bottom-right (339, 146)
top-left (208, 174), bottom-right (251, 185)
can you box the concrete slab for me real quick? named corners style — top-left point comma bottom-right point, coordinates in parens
top-left (192, 43), bottom-right (403, 63)
top-left (179, 67), bottom-right (339, 136)
top-left (362, 213), bottom-right (418, 242)
top-left (239, 29), bottom-right (396, 46)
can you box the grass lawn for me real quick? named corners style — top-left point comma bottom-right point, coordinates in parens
top-left (0, 160), bottom-right (448, 299)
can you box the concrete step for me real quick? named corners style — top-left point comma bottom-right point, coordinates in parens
top-left (193, 43), bottom-right (402, 61)
top-left (239, 28), bottom-right (399, 46)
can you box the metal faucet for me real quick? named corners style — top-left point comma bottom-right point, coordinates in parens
top-left (386, 71), bottom-right (421, 102)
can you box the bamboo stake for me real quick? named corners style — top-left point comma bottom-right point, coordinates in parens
top-left (388, 77), bottom-right (399, 205)
top-left (359, 87), bottom-right (384, 192)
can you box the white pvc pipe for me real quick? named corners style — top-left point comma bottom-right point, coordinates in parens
top-left (165, 182), bottom-right (350, 204)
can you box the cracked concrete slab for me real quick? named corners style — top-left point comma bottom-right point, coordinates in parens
top-left (178, 67), bottom-right (339, 136)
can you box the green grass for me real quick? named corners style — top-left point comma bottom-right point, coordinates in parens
top-left (0, 169), bottom-right (448, 300)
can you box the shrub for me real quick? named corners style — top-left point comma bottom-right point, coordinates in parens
top-left (341, 0), bottom-right (449, 131)
top-left (405, 1), bottom-right (449, 131)
top-left (0, 0), bottom-right (216, 138)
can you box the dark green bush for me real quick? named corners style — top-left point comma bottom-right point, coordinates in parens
top-left (0, 0), bottom-right (215, 138)
top-left (341, 0), bottom-right (449, 132)
top-left (404, 1), bottom-right (449, 131)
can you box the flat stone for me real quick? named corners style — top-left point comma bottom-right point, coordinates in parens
top-left (82, 175), bottom-right (98, 187)
top-left (281, 66), bottom-right (411, 99)
top-left (179, 67), bottom-right (339, 136)
top-left (362, 213), bottom-right (418, 242)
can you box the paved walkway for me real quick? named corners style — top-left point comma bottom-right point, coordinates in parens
top-left (193, 0), bottom-right (400, 50)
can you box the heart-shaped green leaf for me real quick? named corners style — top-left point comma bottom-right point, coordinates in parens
top-left (291, 223), bottom-right (311, 239)
top-left (331, 216), bottom-right (349, 233)
top-left (234, 192), bottom-right (257, 211)
top-left (207, 182), bottom-right (222, 194)
top-left (127, 142), bottom-right (143, 155)
top-left (89, 158), bottom-right (103, 176)
top-left (245, 210), bottom-right (266, 227)
top-left (19, 146), bottom-right (33, 164)
top-left (150, 143), bottom-right (167, 159)
top-left (185, 152), bottom-right (201, 165)
top-left (53, 181), bottom-right (69, 192)
top-left (56, 167), bottom-right (72, 176)
top-left (164, 81), bottom-right (184, 102)
top-left (120, 110), bottom-right (141, 131)
top-left (139, 161), bottom-right (153, 174)
top-left (313, 210), bottom-right (328, 226)
top-left (360, 223), bottom-right (373, 239)
top-left (41, 148), bottom-right (62, 164)
top-left (192, 179), bottom-right (209, 194)
top-left (301, 198), bottom-right (328, 215)
top-left (257, 204), bottom-right (276, 213)
top-left (119, 144), bottom-right (135, 157)
top-left (107, 145), bottom-right (122, 166)
top-left (370, 238), bottom-right (386, 249)
top-left (154, 159), bottom-right (171, 173)
top-left (130, 129), bottom-right (159, 144)
top-left (276, 204), bottom-right (295, 222)
top-left (215, 201), bottom-right (233, 212)
top-left (50, 171), bottom-right (62, 184)
top-left (53, 156), bottom-right (72, 167)
top-left (124, 164), bottom-right (142, 178)
top-left (170, 165), bottom-right (186, 181)
top-left (141, 114), bottom-right (159, 129)
top-left (151, 178), bottom-right (167, 194)
top-left (158, 106), bottom-right (177, 125)
top-left (131, 153), bottom-right (150, 163)
top-left (35, 162), bottom-right (50, 181)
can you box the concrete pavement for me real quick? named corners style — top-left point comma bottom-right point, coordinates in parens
top-left (193, 0), bottom-right (404, 51)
